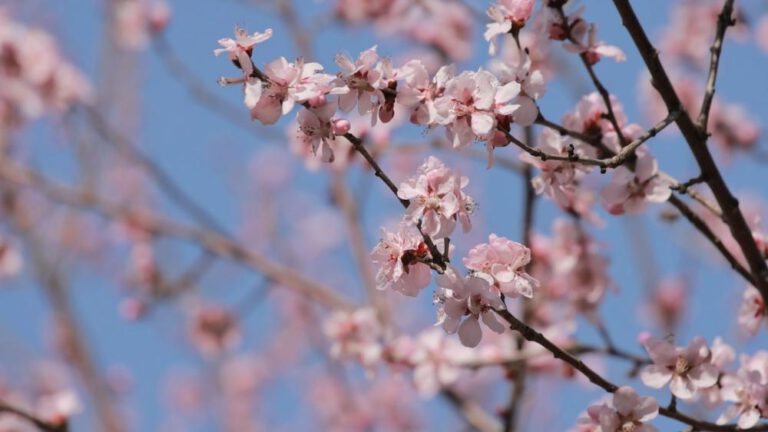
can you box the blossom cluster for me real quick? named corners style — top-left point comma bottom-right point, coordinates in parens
top-left (214, 27), bottom-right (547, 164)
top-left (0, 11), bottom-right (92, 129)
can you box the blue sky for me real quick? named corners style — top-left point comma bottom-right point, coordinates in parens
top-left (1, 0), bottom-right (768, 430)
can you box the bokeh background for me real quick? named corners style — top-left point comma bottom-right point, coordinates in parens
top-left (1, 0), bottom-right (768, 430)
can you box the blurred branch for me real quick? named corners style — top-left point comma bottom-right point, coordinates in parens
top-left (442, 389), bottom-right (502, 432)
top-left (7, 203), bottom-right (124, 432)
top-left (0, 158), bottom-right (354, 310)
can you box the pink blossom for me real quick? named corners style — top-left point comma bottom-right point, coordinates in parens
top-left (738, 285), bottom-right (765, 336)
top-left (576, 386), bottom-right (659, 432)
top-left (708, 101), bottom-right (760, 156)
top-left (640, 336), bottom-right (718, 399)
top-left (601, 151), bottom-right (672, 215)
top-left (718, 351), bottom-right (768, 428)
top-left (434, 70), bottom-right (522, 147)
top-left (396, 63), bottom-right (454, 125)
top-left (660, 1), bottom-right (746, 68)
top-left (214, 26), bottom-right (273, 75)
top-left (434, 267), bottom-right (506, 348)
top-left (484, 0), bottom-right (535, 55)
top-left (381, 0), bottom-right (474, 62)
top-left (187, 304), bottom-right (241, 358)
top-left (36, 390), bottom-right (82, 426)
top-left (520, 129), bottom-right (594, 208)
top-left (564, 92), bottom-right (628, 139)
top-left (113, 0), bottom-right (170, 50)
top-left (0, 13), bottom-right (92, 123)
top-left (547, 219), bottom-right (611, 312)
top-left (336, 0), bottom-right (394, 23)
top-left (323, 307), bottom-right (382, 369)
top-left (295, 102), bottom-right (346, 163)
top-left (336, 46), bottom-right (384, 119)
top-left (397, 156), bottom-right (473, 238)
top-left (463, 234), bottom-right (539, 298)
top-left (565, 22), bottom-right (626, 65)
top-left (371, 225), bottom-right (432, 296)
top-left (757, 16), bottom-right (768, 54)
top-left (0, 238), bottom-right (22, 279)
top-left (387, 328), bottom-right (471, 396)
top-left (650, 276), bottom-right (688, 331)
top-left (699, 337), bottom-right (735, 406)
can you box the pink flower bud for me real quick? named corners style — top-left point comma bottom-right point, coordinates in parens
top-left (331, 119), bottom-right (351, 135)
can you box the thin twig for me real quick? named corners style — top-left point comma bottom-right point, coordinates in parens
top-left (697, 0), bottom-right (736, 133)
top-left (508, 112), bottom-right (678, 171)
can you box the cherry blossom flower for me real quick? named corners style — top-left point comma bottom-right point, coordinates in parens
top-left (187, 304), bottom-right (241, 358)
top-left (434, 267), bottom-right (506, 347)
top-left (397, 63), bottom-right (454, 125)
top-left (295, 102), bottom-right (348, 163)
top-left (564, 92), bottom-right (628, 139)
top-left (397, 157), bottom-right (473, 238)
top-left (371, 225), bottom-right (432, 296)
top-left (565, 22), bottom-right (626, 65)
top-left (601, 151), bottom-right (672, 215)
top-left (576, 386), bottom-right (659, 432)
top-left (36, 390), bottom-right (82, 426)
top-left (547, 219), bottom-right (611, 312)
top-left (336, 46), bottom-right (384, 119)
top-left (487, 47), bottom-right (544, 135)
top-left (738, 285), bottom-right (765, 336)
top-left (520, 128), bottom-right (594, 208)
top-left (380, 0), bottom-right (474, 62)
top-left (335, 0), bottom-right (394, 23)
top-left (113, 0), bottom-right (171, 50)
top-left (699, 337), bottom-right (734, 406)
top-left (640, 336), bottom-right (718, 399)
top-left (718, 351), bottom-right (768, 428)
top-left (0, 13), bottom-right (92, 124)
top-left (323, 307), bottom-right (382, 369)
top-left (708, 101), bottom-right (760, 156)
top-left (214, 26), bottom-right (273, 75)
top-left (386, 328), bottom-right (471, 396)
top-left (484, 0), bottom-right (536, 55)
top-left (434, 70), bottom-right (522, 148)
top-left (463, 234), bottom-right (539, 298)
top-left (650, 276), bottom-right (688, 331)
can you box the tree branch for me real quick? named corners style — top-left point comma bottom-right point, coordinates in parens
top-left (613, 0), bottom-right (768, 306)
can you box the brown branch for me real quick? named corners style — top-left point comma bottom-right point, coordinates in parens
top-left (668, 194), bottom-right (754, 285)
top-left (0, 400), bottom-right (68, 432)
top-left (342, 132), bottom-right (447, 270)
top-left (507, 111), bottom-right (678, 170)
top-left (493, 309), bottom-right (768, 431)
top-left (697, 0), bottom-right (736, 133)
top-left (549, 4), bottom-right (628, 146)
top-left (613, 0), bottom-right (768, 306)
